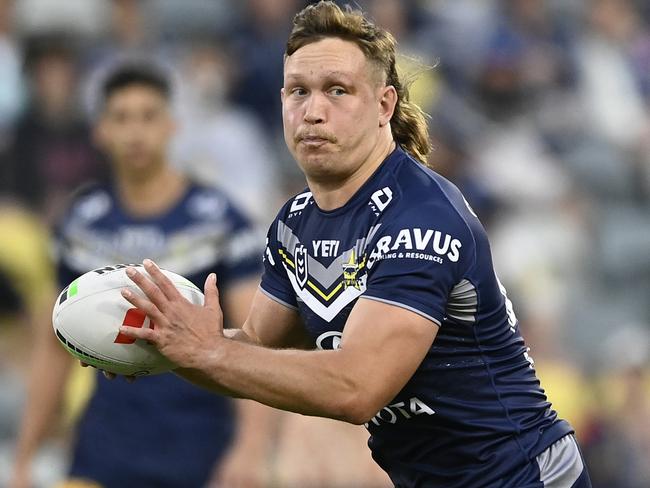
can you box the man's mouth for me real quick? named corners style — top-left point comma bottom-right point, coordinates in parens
top-left (297, 133), bottom-right (334, 148)
top-left (301, 136), bottom-right (328, 144)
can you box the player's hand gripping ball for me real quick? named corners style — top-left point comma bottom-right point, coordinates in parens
top-left (52, 264), bottom-right (204, 376)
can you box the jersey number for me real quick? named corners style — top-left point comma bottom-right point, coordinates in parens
top-left (495, 276), bottom-right (535, 369)
top-left (496, 276), bottom-right (518, 332)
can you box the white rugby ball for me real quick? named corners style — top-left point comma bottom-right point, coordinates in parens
top-left (52, 264), bottom-right (204, 376)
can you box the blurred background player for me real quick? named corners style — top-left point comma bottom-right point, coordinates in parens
top-left (10, 63), bottom-right (275, 488)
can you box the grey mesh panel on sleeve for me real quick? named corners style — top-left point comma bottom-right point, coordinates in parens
top-left (446, 278), bottom-right (478, 324)
top-left (536, 434), bottom-right (584, 488)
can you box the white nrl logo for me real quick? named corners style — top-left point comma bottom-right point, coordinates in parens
top-left (294, 244), bottom-right (308, 289)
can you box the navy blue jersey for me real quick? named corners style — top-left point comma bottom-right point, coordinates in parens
top-left (260, 147), bottom-right (573, 488)
top-left (54, 181), bottom-right (262, 488)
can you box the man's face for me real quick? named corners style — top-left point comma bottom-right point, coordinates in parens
top-left (97, 85), bottom-right (174, 177)
top-left (282, 37), bottom-right (388, 182)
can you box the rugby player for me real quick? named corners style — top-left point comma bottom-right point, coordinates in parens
top-left (114, 2), bottom-right (592, 486)
top-left (11, 64), bottom-right (273, 488)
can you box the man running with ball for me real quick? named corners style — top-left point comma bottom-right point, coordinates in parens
top-left (117, 2), bottom-right (592, 486)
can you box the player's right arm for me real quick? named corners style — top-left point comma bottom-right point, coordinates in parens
top-left (177, 214), bottom-right (311, 386)
top-left (121, 261), bottom-right (437, 423)
top-left (10, 292), bottom-right (75, 488)
top-left (231, 288), bottom-right (310, 349)
top-left (176, 287), bottom-right (308, 391)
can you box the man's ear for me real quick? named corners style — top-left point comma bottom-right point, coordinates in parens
top-left (280, 87), bottom-right (286, 103)
top-left (378, 85), bottom-right (397, 127)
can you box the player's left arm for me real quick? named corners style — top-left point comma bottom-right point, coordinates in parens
top-left (120, 260), bottom-right (438, 424)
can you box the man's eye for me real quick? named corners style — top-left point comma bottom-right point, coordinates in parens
top-left (330, 87), bottom-right (346, 96)
top-left (292, 88), bottom-right (307, 96)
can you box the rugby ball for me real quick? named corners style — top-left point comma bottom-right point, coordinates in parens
top-left (52, 264), bottom-right (204, 376)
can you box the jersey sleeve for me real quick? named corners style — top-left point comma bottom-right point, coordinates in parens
top-left (213, 204), bottom-right (264, 288)
top-left (259, 218), bottom-right (298, 310)
top-left (362, 219), bottom-right (475, 326)
top-left (52, 219), bottom-right (80, 290)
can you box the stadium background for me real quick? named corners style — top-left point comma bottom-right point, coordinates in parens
top-left (0, 0), bottom-right (649, 486)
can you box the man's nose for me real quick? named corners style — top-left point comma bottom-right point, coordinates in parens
top-left (303, 92), bottom-right (326, 124)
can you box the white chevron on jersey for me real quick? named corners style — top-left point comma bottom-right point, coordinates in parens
top-left (283, 262), bottom-right (367, 322)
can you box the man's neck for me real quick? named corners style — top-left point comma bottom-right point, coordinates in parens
top-left (308, 137), bottom-right (396, 211)
top-left (116, 164), bottom-right (188, 218)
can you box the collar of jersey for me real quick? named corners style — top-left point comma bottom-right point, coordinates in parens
top-left (108, 180), bottom-right (197, 224)
top-left (312, 145), bottom-right (404, 218)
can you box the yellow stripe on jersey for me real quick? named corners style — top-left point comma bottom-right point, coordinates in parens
top-left (278, 248), bottom-right (295, 269)
top-left (278, 248), bottom-right (347, 302)
top-left (308, 280), bottom-right (343, 301)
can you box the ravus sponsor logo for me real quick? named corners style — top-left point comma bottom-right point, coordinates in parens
top-left (367, 228), bottom-right (462, 269)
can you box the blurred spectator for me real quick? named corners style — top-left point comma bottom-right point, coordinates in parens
top-left (557, 0), bottom-right (650, 356)
top-left (0, 0), bottom-right (24, 140)
top-left (583, 325), bottom-right (650, 487)
top-left (0, 203), bottom-right (59, 488)
top-left (495, 0), bottom-right (578, 94)
top-left (85, 0), bottom-right (158, 63)
top-left (0, 204), bottom-right (54, 323)
top-left (419, 0), bottom-right (496, 92)
top-left (152, 0), bottom-right (241, 41)
top-left (3, 33), bottom-right (105, 223)
top-left (468, 38), bottom-right (573, 206)
top-left (13, 0), bottom-right (109, 39)
top-left (230, 0), bottom-right (311, 193)
top-left (77, 0), bottom-right (187, 132)
top-left (576, 0), bottom-right (649, 149)
top-left (232, 0), bottom-right (305, 134)
top-left (171, 40), bottom-right (283, 224)
top-left (427, 91), bottom-right (499, 225)
top-left (361, 0), bottom-right (440, 117)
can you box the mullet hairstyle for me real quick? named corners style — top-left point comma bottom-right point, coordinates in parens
top-left (285, 0), bottom-right (432, 165)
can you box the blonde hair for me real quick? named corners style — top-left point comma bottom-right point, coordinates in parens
top-left (286, 1), bottom-right (432, 165)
